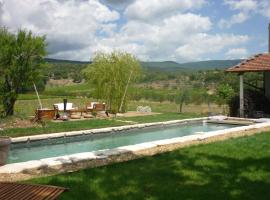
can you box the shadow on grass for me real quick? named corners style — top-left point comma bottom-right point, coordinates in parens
top-left (30, 141), bottom-right (270, 200)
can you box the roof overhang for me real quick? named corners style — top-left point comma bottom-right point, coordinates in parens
top-left (226, 53), bottom-right (270, 73)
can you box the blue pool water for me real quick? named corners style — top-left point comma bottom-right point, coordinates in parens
top-left (7, 122), bottom-right (239, 163)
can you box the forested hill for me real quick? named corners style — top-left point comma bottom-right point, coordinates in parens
top-left (45, 58), bottom-right (91, 65)
top-left (141, 60), bottom-right (242, 71)
top-left (45, 58), bottom-right (242, 71)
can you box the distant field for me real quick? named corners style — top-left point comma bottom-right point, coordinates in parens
top-left (43, 83), bottom-right (92, 97)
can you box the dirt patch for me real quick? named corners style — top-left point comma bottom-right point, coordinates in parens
top-left (0, 118), bottom-right (39, 129)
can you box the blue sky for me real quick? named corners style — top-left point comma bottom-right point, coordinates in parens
top-left (0, 0), bottom-right (269, 62)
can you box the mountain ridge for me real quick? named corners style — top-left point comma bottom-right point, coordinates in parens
top-left (45, 58), bottom-right (242, 71)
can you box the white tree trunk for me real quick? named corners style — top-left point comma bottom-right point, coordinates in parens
top-left (33, 82), bottom-right (42, 109)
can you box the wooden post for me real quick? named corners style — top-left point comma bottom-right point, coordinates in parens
top-left (119, 70), bottom-right (133, 113)
top-left (33, 82), bottom-right (42, 109)
top-left (239, 74), bottom-right (244, 117)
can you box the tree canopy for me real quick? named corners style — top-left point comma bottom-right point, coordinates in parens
top-left (0, 27), bottom-right (47, 116)
top-left (83, 51), bottom-right (141, 113)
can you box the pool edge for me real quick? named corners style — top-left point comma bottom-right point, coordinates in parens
top-left (1, 117), bottom-right (270, 181)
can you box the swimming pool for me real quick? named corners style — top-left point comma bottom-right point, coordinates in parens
top-left (7, 122), bottom-right (239, 163)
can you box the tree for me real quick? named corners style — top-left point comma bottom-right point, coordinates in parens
top-left (175, 88), bottom-right (191, 113)
top-left (83, 51), bottom-right (141, 113)
top-left (216, 83), bottom-right (235, 114)
top-left (0, 27), bottom-right (47, 116)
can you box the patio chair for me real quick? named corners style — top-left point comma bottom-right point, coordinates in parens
top-left (86, 102), bottom-right (106, 112)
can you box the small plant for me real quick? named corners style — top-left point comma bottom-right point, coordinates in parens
top-left (92, 111), bottom-right (97, 118)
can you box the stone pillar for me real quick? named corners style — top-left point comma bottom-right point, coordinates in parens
top-left (264, 72), bottom-right (270, 101)
top-left (0, 137), bottom-right (11, 166)
top-left (239, 74), bottom-right (244, 117)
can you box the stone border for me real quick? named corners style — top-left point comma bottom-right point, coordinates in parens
top-left (1, 116), bottom-right (269, 181)
top-left (11, 117), bottom-right (207, 144)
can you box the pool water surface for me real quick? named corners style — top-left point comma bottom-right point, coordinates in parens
top-left (7, 122), bottom-right (240, 163)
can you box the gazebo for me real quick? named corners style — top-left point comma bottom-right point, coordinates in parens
top-left (226, 53), bottom-right (270, 117)
top-left (226, 23), bottom-right (270, 118)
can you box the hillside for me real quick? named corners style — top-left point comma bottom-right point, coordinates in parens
top-left (45, 58), bottom-right (242, 72)
top-left (178, 59), bottom-right (242, 71)
top-left (141, 59), bottom-right (242, 71)
top-left (45, 58), bottom-right (91, 65)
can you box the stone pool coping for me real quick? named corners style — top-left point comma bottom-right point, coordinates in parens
top-left (1, 116), bottom-right (269, 181)
top-left (11, 117), bottom-right (208, 144)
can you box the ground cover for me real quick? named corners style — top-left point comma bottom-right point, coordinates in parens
top-left (0, 119), bottom-right (126, 138)
top-left (28, 132), bottom-right (270, 200)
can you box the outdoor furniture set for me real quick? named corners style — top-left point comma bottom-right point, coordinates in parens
top-left (36, 101), bottom-right (107, 121)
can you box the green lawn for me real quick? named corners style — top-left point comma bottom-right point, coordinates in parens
top-left (1, 113), bottom-right (201, 137)
top-left (1, 119), bottom-right (126, 138)
top-left (28, 132), bottom-right (270, 200)
top-left (117, 112), bottom-right (202, 123)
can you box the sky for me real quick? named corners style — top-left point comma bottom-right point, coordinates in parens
top-left (0, 0), bottom-right (270, 62)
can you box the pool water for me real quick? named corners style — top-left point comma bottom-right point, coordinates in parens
top-left (7, 122), bottom-right (239, 163)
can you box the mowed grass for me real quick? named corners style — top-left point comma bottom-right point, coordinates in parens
top-left (29, 132), bottom-right (270, 200)
top-left (1, 119), bottom-right (126, 138)
top-left (1, 113), bottom-right (201, 137)
top-left (117, 112), bottom-right (203, 123)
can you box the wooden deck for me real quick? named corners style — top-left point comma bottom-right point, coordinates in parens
top-left (0, 182), bottom-right (67, 200)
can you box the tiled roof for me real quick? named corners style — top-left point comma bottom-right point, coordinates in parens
top-left (226, 53), bottom-right (270, 72)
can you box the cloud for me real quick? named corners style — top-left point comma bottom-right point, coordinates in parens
top-left (176, 35), bottom-right (249, 61)
top-left (0, 0), bottom-right (120, 60)
top-left (225, 48), bottom-right (248, 59)
top-left (224, 0), bottom-right (257, 11)
top-left (218, 12), bottom-right (249, 28)
top-left (125, 0), bottom-right (205, 21)
top-left (93, 13), bottom-right (213, 61)
top-left (219, 0), bottom-right (257, 28)
top-left (0, 0), bottom-right (3, 25)
top-left (92, 13), bottom-right (249, 62)
top-left (0, 0), bottom-right (253, 62)
top-left (258, 0), bottom-right (270, 18)
top-left (102, 0), bottom-right (134, 10)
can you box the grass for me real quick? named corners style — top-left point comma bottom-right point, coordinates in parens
top-left (1, 113), bottom-right (201, 137)
top-left (44, 83), bottom-right (92, 97)
top-left (118, 112), bottom-right (203, 123)
top-left (1, 119), bottom-right (126, 138)
top-left (13, 97), bottom-right (222, 118)
top-left (28, 132), bottom-right (270, 200)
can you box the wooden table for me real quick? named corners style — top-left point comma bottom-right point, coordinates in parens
top-left (0, 182), bottom-right (68, 200)
top-left (36, 109), bottom-right (56, 120)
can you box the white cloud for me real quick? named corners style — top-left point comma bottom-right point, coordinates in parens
top-left (224, 0), bottom-right (257, 11)
top-left (218, 12), bottom-right (249, 28)
top-left (125, 0), bottom-right (205, 21)
top-left (0, 0), bottom-right (3, 25)
top-left (176, 34), bottom-right (249, 61)
top-left (0, 0), bottom-right (120, 60)
top-left (93, 13), bottom-right (213, 61)
top-left (219, 0), bottom-right (257, 28)
top-left (0, 0), bottom-right (253, 62)
top-left (258, 0), bottom-right (270, 18)
top-left (225, 48), bottom-right (248, 59)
